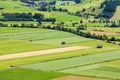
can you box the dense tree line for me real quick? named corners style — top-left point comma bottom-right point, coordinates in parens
top-left (1, 13), bottom-right (34, 21)
top-left (0, 23), bottom-right (8, 27)
top-left (20, 0), bottom-right (34, 3)
top-left (0, 13), bottom-right (56, 23)
top-left (74, 0), bottom-right (82, 4)
top-left (0, 23), bottom-right (39, 28)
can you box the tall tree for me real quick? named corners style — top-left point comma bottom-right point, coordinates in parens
top-left (74, 0), bottom-right (82, 4)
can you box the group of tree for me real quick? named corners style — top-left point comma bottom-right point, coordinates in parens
top-left (0, 23), bottom-right (8, 27)
top-left (37, 1), bottom-right (56, 12)
top-left (0, 23), bottom-right (40, 28)
top-left (104, 23), bottom-right (120, 28)
top-left (77, 24), bottom-right (87, 30)
top-left (38, 5), bottom-right (68, 12)
top-left (12, 23), bottom-right (39, 28)
top-left (74, 0), bottom-right (82, 4)
top-left (1, 13), bottom-right (34, 21)
top-left (0, 13), bottom-right (56, 23)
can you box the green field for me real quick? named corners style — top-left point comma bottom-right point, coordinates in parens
top-left (51, 12), bottom-right (84, 22)
top-left (20, 50), bottom-right (120, 71)
top-left (0, 0), bottom-right (35, 13)
top-left (0, 68), bottom-right (67, 80)
top-left (0, 39), bottom-right (58, 55)
top-left (0, 27), bottom-right (91, 45)
top-left (60, 65), bottom-right (120, 79)
top-left (17, 50), bottom-right (120, 80)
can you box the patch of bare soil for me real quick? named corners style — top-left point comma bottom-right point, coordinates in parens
top-left (0, 46), bottom-right (90, 60)
top-left (54, 75), bottom-right (104, 80)
top-left (91, 31), bottom-right (116, 36)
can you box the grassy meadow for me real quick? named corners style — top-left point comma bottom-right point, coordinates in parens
top-left (0, 0), bottom-right (35, 13)
top-left (56, 0), bottom-right (104, 12)
top-left (0, 0), bottom-right (120, 80)
top-left (0, 68), bottom-right (67, 80)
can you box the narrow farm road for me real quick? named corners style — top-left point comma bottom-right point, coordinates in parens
top-left (0, 46), bottom-right (90, 60)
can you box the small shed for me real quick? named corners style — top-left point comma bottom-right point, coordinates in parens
top-left (96, 44), bottom-right (103, 48)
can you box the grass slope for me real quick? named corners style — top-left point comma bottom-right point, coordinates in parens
top-left (0, 0), bottom-right (35, 13)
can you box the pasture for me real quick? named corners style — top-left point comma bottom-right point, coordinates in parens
top-left (20, 50), bottom-right (120, 71)
top-left (0, 68), bottom-right (67, 80)
top-left (0, 0), bottom-right (35, 13)
top-left (18, 50), bottom-right (120, 80)
top-left (0, 39), bottom-right (57, 55)
top-left (61, 66), bottom-right (120, 80)
top-left (0, 27), bottom-right (91, 45)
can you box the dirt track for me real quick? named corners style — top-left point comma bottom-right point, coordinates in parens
top-left (54, 76), bottom-right (104, 80)
top-left (0, 46), bottom-right (90, 60)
